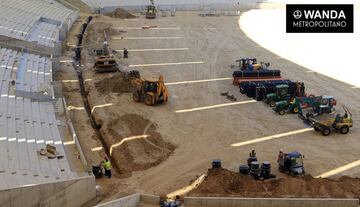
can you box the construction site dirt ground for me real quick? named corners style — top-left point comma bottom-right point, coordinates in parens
top-left (59, 12), bottom-right (360, 202)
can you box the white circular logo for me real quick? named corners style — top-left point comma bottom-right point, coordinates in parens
top-left (293, 10), bottom-right (302, 19)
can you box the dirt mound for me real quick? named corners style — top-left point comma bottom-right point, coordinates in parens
top-left (106, 8), bottom-right (137, 19)
top-left (84, 22), bottom-right (118, 47)
top-left (95, 72), bottom-right (131, 95)
top-left (100, 114), bottom-right (175, 175)
top-left (190, 168), bottom-right (360, 199)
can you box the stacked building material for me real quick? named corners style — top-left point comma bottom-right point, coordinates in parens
top-left (232, 69), bottom-right (281, 85)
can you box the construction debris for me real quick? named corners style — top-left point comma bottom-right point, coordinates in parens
top-left (39, 144), bottom-right (64, 159)
top-left (220, 92), bottom-right (237, 101)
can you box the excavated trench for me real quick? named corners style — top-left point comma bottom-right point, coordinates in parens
top-left (71, 17), bottom-right (175, 176)
top-left (71, 17), bottom-right (120, 173)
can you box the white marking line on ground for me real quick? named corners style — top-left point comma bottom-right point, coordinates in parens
top-left (116, 48), bottom-right (188, 52)
top-left (315, 160), bottom-right (360, 178)
top-left (62, 79), bottom-right (92, 83)
top-left (63, 140), bottom-right (75, 146)
top-left (62, 80), bottom-right (78, 83)
top-left (20, 184), bottom-right (37, 187)
top-left (351, 86), bottom-right (360, 89)
top-left (166, 77), bottom-right (232, 85)
top-left (231, 128), bottom-right (313, 147)
top-left (91, 103), bottom-right (114, 113)
top-left (110, 135), bottom-right (149, 155)
top-left (67, 105), bottom-right (85, 111)
top-left (91, 146), bottom-right (103, 152)
top-left (112, 36), bottom-right (184, 40)
top-left (167, 174), bottom-right (206, 199)
top-left (129, 61), bottom-right (204, 68)
top-left (175, 100), bottom-right (256, 113)
top-left (59, 60), bottom-right (73, 63)
top-left (307, 70), bottom-right (315, 73)
top-left (115, 27), bottom-right (181, 30)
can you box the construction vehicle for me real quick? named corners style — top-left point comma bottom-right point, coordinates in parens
top-left (308, 106), bottom-right (353, 136)
top-left (300, 95), bottom-right (337, 120)
top-left (145, 0), bottom-right (156, 19)
top-left (263, 84), bottom-right (292, 107)
top-left (231, 58), bottom-right (270, 71)
top-left (278, 151), bottom-right (305, 176)
top-left (129, 70), bottom-right (169, 106)
top-left (94, 31), bottom-right (119, 73)
top-left (273, 95), bottom-right (336, 116)
top-left (263, 82), bottom-right (305, 107)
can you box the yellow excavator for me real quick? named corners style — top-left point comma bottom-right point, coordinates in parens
top-left (94, 31), bottom-right (119, 73)
top-left (129, 70), bottom-right (169, 106)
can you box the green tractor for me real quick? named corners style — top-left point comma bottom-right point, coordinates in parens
top-left (263, 84), bottom-right (292, 107)
top-left (273, 97), bottom-right (298, 115)
top-left (273, 95), bottom-right (336, 116)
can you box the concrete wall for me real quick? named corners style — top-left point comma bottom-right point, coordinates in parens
top-left (62, 97), bottom-right (89, 172)
top-left (93, 193), bottom-right (359, 207)
top-left (140, 193), bottom-right (160, 205)
top-left (83, 0), bottom-right (263, 13)
top-left (0, 176), bottom-right (96, 207)
top-left (0, 35), bottom-right (61, 57)
top-left (94, 193), bottom-right (160, 207)
top-left (184, 197), bottom-right (360, 207)
top-left (95, 193), bottom-right (141, 207)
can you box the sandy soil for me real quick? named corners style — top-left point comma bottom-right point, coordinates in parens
top-left (60, 11), bottom-right (360, 203)
top-left (190, 168), bottom-right (360, 199)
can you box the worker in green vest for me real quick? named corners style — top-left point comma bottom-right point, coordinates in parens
top-left (102, 157), bottom-right (112, 178)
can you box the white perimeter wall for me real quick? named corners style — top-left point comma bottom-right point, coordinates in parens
top-left (81, 0), bottom-right (263, 12)
top-left (0, 176), bottom-right (96, 207)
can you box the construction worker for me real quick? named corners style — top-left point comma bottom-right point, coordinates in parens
top-left (278, 149), bottom-right (284, 161)
top-left (249, 148), bottom-right (256, 158)
top-left (102, 157), bottom-right (112, 178)
top-left (123, 48), bottom-right (128, 58)
top-left (161, 195), bottom-right (181, 207)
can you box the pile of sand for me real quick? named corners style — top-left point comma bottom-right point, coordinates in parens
top-left (95, 72), bottom-right (131, 95)
top-left (190, 168), bottom-right (360, 199)
top-left (106, 8), bottom-right (137, 19)
top-left (84, 22), bottom-right (118, 47)
top-left (99, 114), bottom-right (175, 175)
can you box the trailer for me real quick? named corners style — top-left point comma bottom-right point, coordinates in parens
top-left (232, 69), bottom-right (281, 85)
top-left (254, 81), bottom-right (305, 101)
